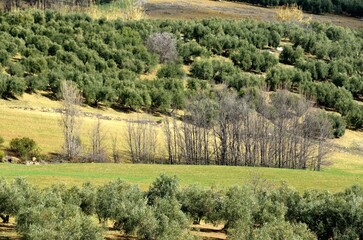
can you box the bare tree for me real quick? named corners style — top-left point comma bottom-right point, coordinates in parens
top-left (303, 111), bottom-right (332, 171)
top-left (111, 133), bottom-right (120, 163)
top-left (89, 117), bottom-right (107, 162)
top-left (60, 80), bottom-right (82, 161)
top-left (127, 119), bottom-right (158, 163)
top-left (146, 32), bottom-right (178, 64)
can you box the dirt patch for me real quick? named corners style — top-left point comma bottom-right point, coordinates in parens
top-left (145, 0), bottom-right (363, 29)
top-left (0, 223), bottom-right (20, 240)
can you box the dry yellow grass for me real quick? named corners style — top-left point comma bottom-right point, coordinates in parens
top-left (275, 4), bottom-right (311, 23)
top-left (0, 93), bottom-right (163, 159)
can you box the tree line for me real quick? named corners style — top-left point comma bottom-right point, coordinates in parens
top-left (224, 0), bottom-right (363, 16)
top-left (128, 89), bottom-right (341, 171)
top-left (0, 175), bottom-right (362, 239)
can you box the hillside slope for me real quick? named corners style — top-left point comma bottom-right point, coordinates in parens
top-left (1, 93), bottom-right (363, 192)
top-left (145, 0), bottom-right (363, 29)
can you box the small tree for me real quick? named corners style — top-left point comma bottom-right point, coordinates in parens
top-left (89, 118), bottom-right (107, 162)
top-left (111, 134), bottom-right (120, 163)
top-left (147, 32), bottom-right (178, 64)
top-left (303, 111), bottom-right (333, 171)
top-left (60, 81), bottom-right (82, 161)
top-left (147, 174), bottom-right (180, 205)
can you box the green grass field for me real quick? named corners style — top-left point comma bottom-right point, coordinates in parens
top-left (1, 162), bottom-right (362, 192)
top-left (1, 93), bottom-right (362, 193)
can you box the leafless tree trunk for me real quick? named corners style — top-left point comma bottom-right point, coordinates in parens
top-left (111, 133), bottom-right (120, 163)
top-left (60, 80), bottom-right (82, 161)
top-left (127, 119), bottom-right (158, 163)
top-left (89, 118), bottom-right (107, 162)
top-left (303, 111), bottom-right (332, 171)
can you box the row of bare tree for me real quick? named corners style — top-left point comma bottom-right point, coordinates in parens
top-left (60, 80), bottom-right (331, 170)
top-left (128, 89), bottom-right (332, 170)
top-left (1, 0), bottom-right (92, 11)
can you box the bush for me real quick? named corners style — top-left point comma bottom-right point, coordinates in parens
top-left (180, 185), bottom-right (223, 224)
top-left (147, 174), bottom-right (180, 205)
top-left (327, 114), bottom-right (346, 138)
top-left (157, 64), bottom-right (185, 79)
top-left (96, 179), bottom-right (147, 234)
top-left (0, 178), bottom-right (39, 223)
top-left (9, 137), bottom-right (39, 160)
top-left (279, 45), bottom-right (304, 65)
top-left (17, 199), bottom-right (102, 240)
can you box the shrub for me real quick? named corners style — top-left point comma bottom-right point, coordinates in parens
top-left (157, 64), bottom-right (185, 79)
top-left (96, 179), bottom-right (147, 234)
top-left (327, 114), bottom-right (346, 138)
top-left (147, 174), bottom-right (180, 205)
top-left (0, 178), bottom-right (39, 223)
top-left (9, 137), bottom-right (39, 160)
top-left (180, 185), bottom-right (223, 224)
top-left (16, 197), bottom-right (102, 240)
top-left (279, 45), bottom-right (304, 65)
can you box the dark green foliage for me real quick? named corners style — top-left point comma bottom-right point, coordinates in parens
top-left (227, 73), bottom-right (265, 92)
top-left (16, 193), bottom-right (102, 240)
top-left (1, 177), bottom-right (363, 240)
top-left (297, 186), bottom-right (363, 240)
top-left (223, 0), bottom-right (363, 16)
top-left (147, 174), bottom-right (179, 205)
top-left (179, 185), bottom-right (223, 224)
top-left (266, 66), bottom-right (311, 91)
top-left (95, 179), bottom-right (147, 234)
top-left (279, 45), bottom-right (304, 65)
top-left (0, 12), bottom-right (361, 128)
top-left (327, 114), bottom-right (346, 138)
top-left (0, 178), bottom-right (39, 223)
top-left (157, 64), bottom-right (185, 79)
top-left (147, 198), bottom-right (190, 240)
top-left (231, 46), bottom-right (278, 72)
top-left (0, 74), bottom-right (26, 98)
top-left (178, 41), bottom-right (211, 64)
top-left (190, 58), bottom-right (237, 83)
top-left (345, 105), bottom-right (363, 130)
top-left (9, 137), bottom-right (39, 160)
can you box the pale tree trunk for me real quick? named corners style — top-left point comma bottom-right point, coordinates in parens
top-left (60, 81), bottom-right (82, 161)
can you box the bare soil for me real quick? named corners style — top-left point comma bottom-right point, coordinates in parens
top-left (0, 223), bottom-right (20, 240)
top-left (145, 0), bottom-right (363, 29)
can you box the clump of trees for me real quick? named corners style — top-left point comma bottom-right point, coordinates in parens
top-left (160, 90), bottom-right (333, 170)
top-left (0, 176), bottom-right (362, 239)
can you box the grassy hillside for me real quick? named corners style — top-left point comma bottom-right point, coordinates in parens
top-left (145, 0), bottom-right (363, 29)
top-left (1, 92), bottom-right (362, 192)
top-left (0, 92), bottom-right (162, 156)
